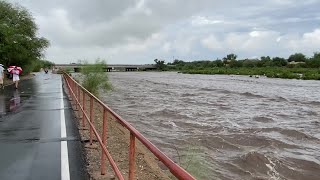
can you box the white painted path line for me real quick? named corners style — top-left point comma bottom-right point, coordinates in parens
top-left (60, 78), bottom-right (70, 180)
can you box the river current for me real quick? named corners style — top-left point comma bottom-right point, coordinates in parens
top-left (101, 72), bottom-right (320, 180)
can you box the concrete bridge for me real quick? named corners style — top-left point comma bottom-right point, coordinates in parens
top-left (54, 64), bottom-right (157, 72)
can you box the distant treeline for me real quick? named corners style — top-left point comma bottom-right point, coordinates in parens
top-left (154, 52), bottom-right (320, 80)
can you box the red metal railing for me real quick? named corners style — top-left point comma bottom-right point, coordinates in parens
top-left (63, 73), bottom-right (196, 180)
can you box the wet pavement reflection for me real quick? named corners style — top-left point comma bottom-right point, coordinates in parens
top-left (0, 72), bottom-right (89, 180)
top-left (9, 90), bottom-right (21, 111)
top-left (0, 94), bottom-right (5, 116)
top-left (0, 75), bottom-right (38, 117)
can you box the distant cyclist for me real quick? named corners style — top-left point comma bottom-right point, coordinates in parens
top-left (44, 67), bottom-right (49, 74)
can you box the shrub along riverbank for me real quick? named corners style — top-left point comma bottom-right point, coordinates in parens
top-left (180, 68), bottom-right (320, 80)
top-left (73, 59), bottom-right (112, 96)
top-left (155, 52), bottom-right (320, 80)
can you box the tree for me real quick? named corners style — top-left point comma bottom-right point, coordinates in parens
top-left (24, 59), bottom-right (55, 72)
top-left (0, 1), bottom-right (49, 72)
top-left (306, 52), bottom-right (320, 68)
top-left (257, 56), bottom-right (272, 67)
top-left (288, 53), bottom-right (306, 62)
top-left (260, 56), bottom-right (271, 62)
top-left (272, 57), bottom-right (287, 67)
top-left (313, 52), bottom-right (320, 60)
top-left (223, 53), bottom-right (237, 65)
top-left (170, 59), bottom-right (185, 66)
top-left (223, 53), bottom-right (237, 60)
top-left (215, 59), bottom-right (223, 67)
top-left (243, 59), bottom-right (258, 68)
top-left (154, 59), bottom-right (166, 70)
top-left (229, 59), bottom-right (242, 68)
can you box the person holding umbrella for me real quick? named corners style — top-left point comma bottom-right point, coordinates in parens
top-left (7, 66), bottom-right (22, 89)
top-left (12, 67), bottom-right (20, 89)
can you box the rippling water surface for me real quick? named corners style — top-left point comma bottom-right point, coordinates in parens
top-left (102, 72), bottom-right (320, 180)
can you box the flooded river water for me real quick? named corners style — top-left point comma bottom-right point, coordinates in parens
top-left (102, 72), bottom-right (320, 180)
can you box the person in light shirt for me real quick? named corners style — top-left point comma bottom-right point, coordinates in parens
top-left (0, 64), bottom-right (4, 89)
top-left (12, 67), bottom-right (20, 89)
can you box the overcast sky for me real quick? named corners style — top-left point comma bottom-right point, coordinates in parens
top-left (8, 0), bottom-right (320, 64)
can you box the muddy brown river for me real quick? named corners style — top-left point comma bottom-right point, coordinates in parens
top-left (101, 72), bottom-right (320, 180)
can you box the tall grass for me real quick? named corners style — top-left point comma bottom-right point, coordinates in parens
top-left (172, 145), bottom-right (214, 179)
top-left (81, 59), bottom-right (112, 96)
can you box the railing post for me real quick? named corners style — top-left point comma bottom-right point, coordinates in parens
top-left (89, 97), bottom-right (94, 145)
top-left (74, 81), bottom-right (78, 110)
top-left (72, 79), bottom-right (75, 95)
top-left (101, 108), bottom-right (108, 175)
top-left (82, 90), bottom-right (86, 127)
top-left (72, 80), bottom-right (76, 109)
top-left (129, 133), bottom-right (136, 180)
top-left (67, 76), bottom-right (72, 101)
top-left (70, 78), bottom-right (72, 98)
top-left (78, 85), bottom-right (81, 115)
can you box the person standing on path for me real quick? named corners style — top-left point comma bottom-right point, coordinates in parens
top-left (0, 64), bottom-right (4, 89)
top-left (12, 67), bottom-right (20, 89)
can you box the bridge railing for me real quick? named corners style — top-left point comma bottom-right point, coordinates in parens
top-left (55, 64), bottom-right (157, 68)
top-left (62, 73), bottom-right (195, 180)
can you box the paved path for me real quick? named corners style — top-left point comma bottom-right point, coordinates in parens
top-left (0, 73), bottom-right (88, 180)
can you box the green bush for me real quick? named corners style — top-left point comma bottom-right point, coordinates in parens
top-left (64, 67), bottom-right (73, 73)
top-left (81, 59), bottom-right (112, 96)
top-left (31, 61), bottom-right (42, 72)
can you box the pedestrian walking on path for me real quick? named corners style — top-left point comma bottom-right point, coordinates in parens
top-left (0, 64), bottom-right (4, 89)
top-left (7, 66), bottom-right (22, 89)
top-left (12, 67), bottom-right (20, 89)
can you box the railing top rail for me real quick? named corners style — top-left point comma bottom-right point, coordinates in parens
top-left (63, 73), bottom-right (195, 180)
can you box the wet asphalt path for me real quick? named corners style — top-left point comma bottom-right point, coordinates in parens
top-left (0, 73), bottom-right (88, 180)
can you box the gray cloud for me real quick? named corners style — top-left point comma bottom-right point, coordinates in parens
top-left (8, 0), bottom-right (320, 63)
